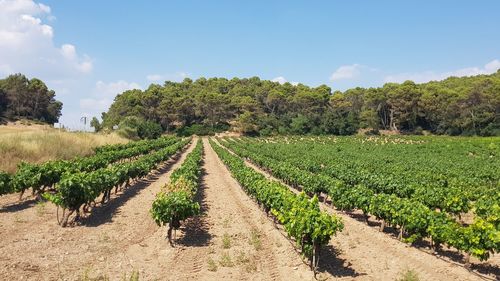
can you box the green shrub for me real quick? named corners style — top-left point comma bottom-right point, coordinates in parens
top-left (176, 123), bottom-right (229, 136)
top-left (117, 117), bottom-right (163, 140)
top-left (138, 121), bottom-right (162, 139)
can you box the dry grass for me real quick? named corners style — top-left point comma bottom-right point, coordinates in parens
top-left (248, 228), bottom-right (262, 251)
top-left (207, 257), bottom-right (218, 272)
top-left (397, 269), bottom-right (420, 281)
top-left (0, 124), bottom-right (128, 173)
top-left (222, 233), bottom-right (232, 249)
top-left (218, 253), bottom-right (234, 267)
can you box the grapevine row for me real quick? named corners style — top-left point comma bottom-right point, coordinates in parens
top-left (45, 138), bottom-right (190, 227)
top-left (150, 139), bottom-right (204, 244)
top-left (250, 136), bottom-right (498, 216)
top-left (93, 137), bottom-right (173, 154)
top-left (210, 139), bottom-right (343, 269)
top-left (0, 136), bottom-right (178, 197)
top-left (221, 138), bottom-right (499, 265)
top-left (230, 137), bottom-right (499, 222)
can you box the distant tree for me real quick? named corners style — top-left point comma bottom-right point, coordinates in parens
top-left (290, 114), bottom-right (310, 134)
top-left (265, 89), bottom-right (286, 115)
top-left (0, 73), bottom-right (62, 123)
top-left (236, 111), bottom-right (259, 135)
top-left (100, 71), bottom-right (500, 136)
top-left (138, 121), bottom-right (162, 139)
top-left (323, 93), bottom-right (359, 135)
top-left (90, 117), bottom-right (102, 132)
top-left (117, 116), bottom-right (143, 139)
top-left (385, 81), bottom-right (422, 131)
top-left (0, 88), bottom-right (7, 117)
top-left (360, 109), bottom-right (380, 130)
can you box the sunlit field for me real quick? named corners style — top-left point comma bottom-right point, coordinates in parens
top-left (0, 124), bottom-right (127, 173)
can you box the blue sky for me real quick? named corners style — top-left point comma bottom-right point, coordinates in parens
top-left (1, 1), bottom-right (499, 129)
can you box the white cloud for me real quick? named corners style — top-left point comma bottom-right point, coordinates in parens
top-left (79, 98), bottom-right (112, 112)
top-left (384, 59), bottom-right (500, 83)
top-left (271, 76), bottom-right (299, 86)
top-left (485, 59), bottom-right (500, 72)
top-left (95, 80), bottom-right (142, 97)
top-left (146, 71), bottom-right (189, 82)
top-left (80, 80), bottom-right (142, 111)
top-left (38, 3), bottom-right (50, 13)
top-left (0, 0), bottom-right (92, 77)
top-left (0, 0), bottom-right (48, 14)
top-left (146, 74), bottom-right (163, 82)
top-left (272, 76), bottom-right (287, 84)
top-left (330, 64), bottom-right (363, 81)
top-left (60, 44), bottom-right (77, 60)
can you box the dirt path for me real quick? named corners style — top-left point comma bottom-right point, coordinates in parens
top-left (220, 141), bottom-right (494, 281)
top-left (155, 138), bottom-right (314, 281)
top-left (0, 140), bottom-right (197, 280)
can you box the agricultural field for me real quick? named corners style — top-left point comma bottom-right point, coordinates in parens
top-left (219, 136), bottom-right (500, 276)
top-left (0, 135), bottom-right (498, 280)
top-left (2, 1), bottom-right (499, 280)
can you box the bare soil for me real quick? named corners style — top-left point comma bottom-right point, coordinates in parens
top-left (222, 141), bottom-right (499, 281)
top-left (1, 137), bottom-right (498, 281)
top-left (152, 138), bottom-right (314, 280)
top-left (0, 141), bottom-right (195, 280)
top-left (0, 139), bottom-right (313, 280)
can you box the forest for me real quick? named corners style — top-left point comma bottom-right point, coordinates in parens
top-left (1, 71), bottom-right (498, 136)
top-left (0, 74), bottom-right (63, 124)
top-left (102, 71), bottom-right (500, 136)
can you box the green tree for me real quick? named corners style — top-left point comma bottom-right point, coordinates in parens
top-left (323, 92), bottom-right (359, 135)
top-left (117, 116), bottom-right (143, 139)
top-left (90, 117), bottom-right (102, 132)
top-left (0, 73), bottom-right (62, 123)
top-left (290, 114), bottom-right (310, 134)
top-left (138, 121), bottom-right (163, 139)
top-left (100, 72), bottom-right (500, 137)
top-left (236, 111), bottom-right (259, 135)
top-left (360, 109), bottom-right (380, 130)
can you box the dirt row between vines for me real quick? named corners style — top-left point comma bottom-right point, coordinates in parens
top-left (157, 138), bottom-right (313, 280)
top-left (216, 139), bottom-right (499, 281)
top-left (0, 140), bottom-right (197, 280)
top-left (0, 138), bottom-right (316, 281)
top-left (1, 136), bottom-right (496, 281)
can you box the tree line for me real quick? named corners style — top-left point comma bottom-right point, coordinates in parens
top-left (0, 74), bottom-right (62, 124)
top-left (102, 70), bottom-right (500, 136)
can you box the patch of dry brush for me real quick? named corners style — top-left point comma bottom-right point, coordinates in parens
top-left (0, 124), bottom-right (127, 173)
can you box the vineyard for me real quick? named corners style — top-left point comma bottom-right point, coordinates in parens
top-left (0, 135), bottom-right (498, 280)
top-left (219, 136), bottom-right (500, 266)
top-left (151, 139), bottom-right (204, 243)
top-left (0, 136), bottom-right (189, 226)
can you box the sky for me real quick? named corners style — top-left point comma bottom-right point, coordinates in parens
top-left (1, 0), bottom-right (499, 130)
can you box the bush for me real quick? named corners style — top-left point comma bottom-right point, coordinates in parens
top-left (310, 126), bottom-right (325, 135)
top-left (413, 126), bottom-right (424, 135)
top-left (117, 126), bottom-right (138, 140)
top-left (361, 128), bottom-right (380, 136)
top-left (258, 127), bottom-right (273, 137)
top-left (290, 114), bottom-right (310, 134)
top-left (138, 121), bottom-right (162, 139)
top-left (479, 122), bottom-right (500, 136)
top-left (116, 117), bottom-right (163, 140)
top-left (116, 116), bottom-right (141, 139)
top-left (176, 123), bottom-right (229, 136)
